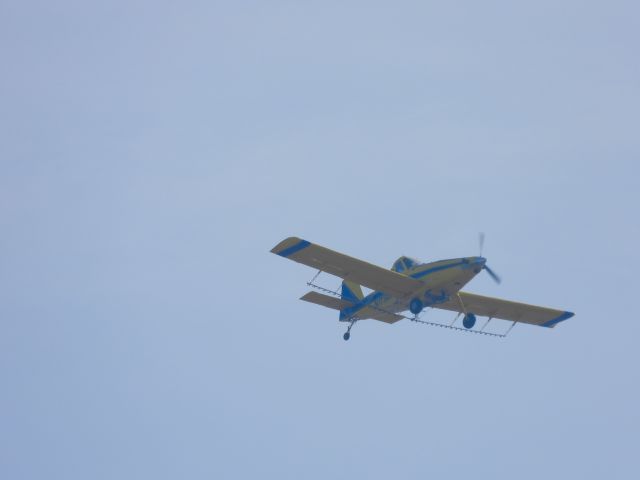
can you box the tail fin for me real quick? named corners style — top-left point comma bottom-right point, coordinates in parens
top-left (341, 281), bottom-right (364, 302)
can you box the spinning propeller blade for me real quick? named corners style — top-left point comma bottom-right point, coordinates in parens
top-left (478, 232), bottom-right (501, 284)
top-left (483, 264), bottom-right (501, 284)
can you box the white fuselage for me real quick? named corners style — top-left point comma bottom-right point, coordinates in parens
top-left (340, 256), bottom-right (486, 321)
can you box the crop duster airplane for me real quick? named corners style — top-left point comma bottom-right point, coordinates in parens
top-left (271, 236), bottom-right (574, 340)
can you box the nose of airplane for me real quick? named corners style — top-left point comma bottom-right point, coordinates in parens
top-left (472, 257), bottom-right (486, 273)
top-left (470, 256), bottom-right (501, 283)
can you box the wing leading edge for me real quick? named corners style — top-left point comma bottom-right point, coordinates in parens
top-left (434, 292), bottom-right (574, 328)
top-left (271, 236), bottom-right (422, 297)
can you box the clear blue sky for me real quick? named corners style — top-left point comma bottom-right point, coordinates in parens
top-left (1, 1), bottom-right (639, 478)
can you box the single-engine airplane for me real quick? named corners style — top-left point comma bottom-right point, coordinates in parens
top-left (271, 236), bottom-right (574, 340)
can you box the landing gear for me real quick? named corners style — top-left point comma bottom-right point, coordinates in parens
top-left (409, 298), bottom-right (424, 315)
top-left (463, 313), bottom-right (477, 329)
top-left (343, 319), bottom-right (357, 341)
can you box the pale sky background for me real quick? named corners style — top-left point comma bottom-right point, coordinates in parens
top-left (1, 1), bottom-right (639, 479)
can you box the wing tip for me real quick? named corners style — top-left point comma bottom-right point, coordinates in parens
top-left (270, 236), bottom-right (309, 257)
top-left (542, 311), bottom-right (575, 328)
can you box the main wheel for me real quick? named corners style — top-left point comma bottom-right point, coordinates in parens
top-left (463, 313), bottom-right (476, 329)
top-left (343, 332), bottom-right (350, 341)
top-left (409, 298), bottom-right (424, 315)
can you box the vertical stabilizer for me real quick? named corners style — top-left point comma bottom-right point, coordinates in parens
top-left (341, 281), bottom-right (364, 302)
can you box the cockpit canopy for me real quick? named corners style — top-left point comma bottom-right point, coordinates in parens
top-left (391, 256), bottom-right (422, 273)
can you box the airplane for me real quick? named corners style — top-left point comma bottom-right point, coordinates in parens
top-left (271, 236), bottom-right (575, 340)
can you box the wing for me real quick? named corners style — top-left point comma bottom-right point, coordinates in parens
top-left (434, 292), bottom-right (574, 328)
top-left (272, 237), bottom-right (422, 297)
top-left (300, 292), bottom-right (403, 324)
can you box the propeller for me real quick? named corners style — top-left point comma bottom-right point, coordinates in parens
top-left (483, 264), bottom-right (501, 284)
top-left (478, 232), bottom-right (501, 284)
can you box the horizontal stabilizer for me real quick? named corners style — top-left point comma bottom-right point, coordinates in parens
top-left (358, 307), bottom-right (404, 324)
top-left (300, 291), bottom-right (353, 311)
top-left (301, 291), bottom-right (404, 324)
